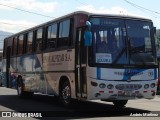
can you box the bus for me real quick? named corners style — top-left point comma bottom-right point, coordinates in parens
top-left (2, 11), bottom-right (158, 107)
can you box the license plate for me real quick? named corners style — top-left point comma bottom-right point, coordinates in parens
top-left (125, 91), bottom-right (132, 96)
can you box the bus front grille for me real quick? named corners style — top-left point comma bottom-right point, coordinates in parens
top-left (115, 84), bottom-right (142, 91)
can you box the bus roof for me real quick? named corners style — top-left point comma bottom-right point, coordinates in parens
top-left (87, 12), bottom-right (151, 21)
top-left (4, 11), bottom-right (152, 40)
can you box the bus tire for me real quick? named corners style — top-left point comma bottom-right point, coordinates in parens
top-left (59, 81), bottom-right (71, 107)
top-left (112, 100), bottom-right (128, 108)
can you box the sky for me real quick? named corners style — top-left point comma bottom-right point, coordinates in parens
top-left (0, 0), bottom-right (160, 34)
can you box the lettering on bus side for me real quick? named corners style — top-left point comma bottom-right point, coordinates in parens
top-left (114, 71), bottom-right (143, 76)
top-left (43, 54), bottom-right (71, 63)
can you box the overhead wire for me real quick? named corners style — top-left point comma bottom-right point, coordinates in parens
top-left (0, 2), bottom-right (55, 32)
top-left (0, 3), bottom-right (54, 18)
top-left (0, 2), bottom-right (54, 44)
top-left (0, 21), bottom-right (34, 28)
top-left (124, 0), bottom-right (160, 15)
top-left (74, 0), bottom-right (89, 6)
top-left (123, 0), bottom-right (160, 18)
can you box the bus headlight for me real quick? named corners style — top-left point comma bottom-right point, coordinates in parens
top-left (107, 84), bottom-right (114, 89)
top-left (150, 83), bottom-right (155, 88)
top-left (144, 84), bottom-right (149, 89)
top-left (99, 83), bottom-right (106, 88)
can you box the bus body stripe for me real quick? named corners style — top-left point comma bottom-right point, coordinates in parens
top-left (154, 68), bottom-right (157, 80)
top-left (97, 67), bottom-right (101, 80)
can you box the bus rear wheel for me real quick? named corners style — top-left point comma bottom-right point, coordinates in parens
top-left (112, 100), bottom-right (128, 108)
top-left (59, 81), bottom-right (71, 107)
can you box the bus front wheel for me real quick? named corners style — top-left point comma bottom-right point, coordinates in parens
top-left (112, 100), bottom-right (128, 107)
top-left (59, 81), bottom-right (71, 107)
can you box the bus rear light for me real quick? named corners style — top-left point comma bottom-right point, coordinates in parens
top-left (150, 83), bottom-right (155, 88)
top-left (143, 91), bottom-right (147, 93)
top-left (99, 83), bottom-right (106, 88)
top-left (99, 91), bottom-right (104, 93)
top-left (107, 84), bottom-right (114, 89)
top-left (144, 84), bottom-right (149, 89)
top-left (109, 91), bottom-right (113, 93)
top-left (151, 90), bottom-right (155, 92)
top-left (91, 81), bottom-right (98, 87)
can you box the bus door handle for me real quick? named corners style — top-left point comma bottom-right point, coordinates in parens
top-left (76, 64), bottom-right (86, 68)
top-left (81, 64), bottom-right (86, 67)
top-left (76, 65), bottom-right (80, 68)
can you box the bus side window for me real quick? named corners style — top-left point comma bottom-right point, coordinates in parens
top-left (47, 23), bottom-right (57, 49)
top-left (12, 37), bottom-right (18, 56)
top-left (17, 35), bottom-right (24, 55)
top-left (3, 38), bottom-right (13, 58)
top-left (35, 28), bottom-right (43, 52)
top-left (3, 40), bottom-right (8, 58)
top-left (26, 32), bottom-right (33, 53)
top-left (58, 19), bottom-right (70, 47)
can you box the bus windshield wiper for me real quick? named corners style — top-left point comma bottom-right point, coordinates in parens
top-left (112, 46), bottom-right (127, 64)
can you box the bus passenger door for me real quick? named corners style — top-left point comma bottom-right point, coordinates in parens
top-left (75, 27), bottom-right (87, 99)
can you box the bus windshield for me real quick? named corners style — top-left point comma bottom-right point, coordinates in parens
top-left (90, 17), bottom-right (156, 66)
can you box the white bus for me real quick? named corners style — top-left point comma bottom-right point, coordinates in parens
top-left (2, 11), bottom-right (158, 107)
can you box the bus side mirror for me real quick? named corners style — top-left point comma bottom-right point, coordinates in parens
top-left (84, 21), bottom-right (92, 46)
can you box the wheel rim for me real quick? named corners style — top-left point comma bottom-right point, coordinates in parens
top-left (62, 85), bottom-right (71, 104)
